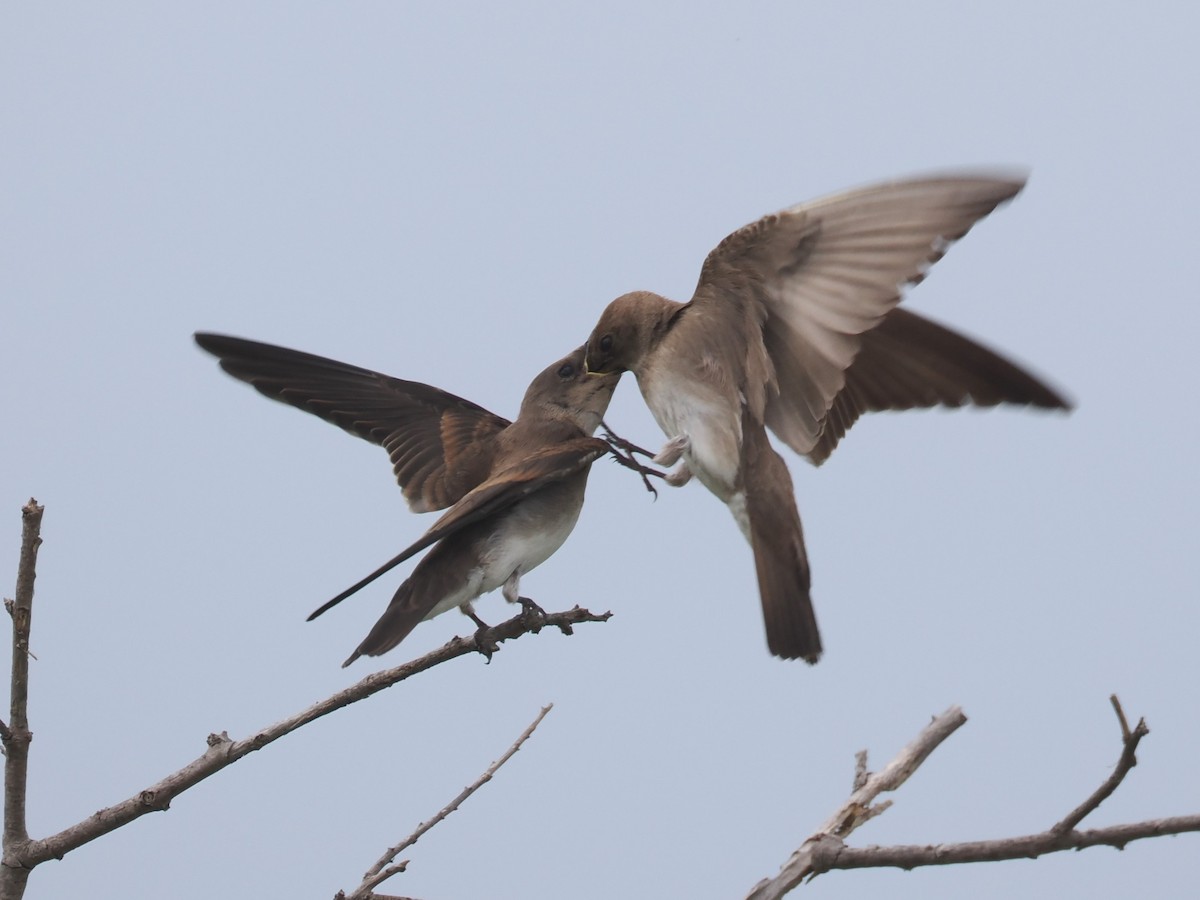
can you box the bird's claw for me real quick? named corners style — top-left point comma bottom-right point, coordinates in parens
top-left (517, 596), bottom-right (547, 632)
top-left (600, 419), bottom-right (656, 459)
top-left (473, 624), bottom-right (499, 661)
top-left (604, 442), bottom-right (669, 498)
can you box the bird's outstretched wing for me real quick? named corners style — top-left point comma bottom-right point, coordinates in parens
top-left (690, 173), bottom-right (1053, 457)
top-left (194, 333), bottom-right (510, 512)
top-left (808, 308), bottom-right (1071, 464)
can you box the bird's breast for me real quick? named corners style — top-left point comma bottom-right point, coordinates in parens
top-left (639, 366), bottom-right (743, 500)
top-left (477, 478), bottom-right (586, 590)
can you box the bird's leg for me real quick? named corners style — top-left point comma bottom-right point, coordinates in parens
top-left (665, 460), bottom-right (693, 487)
top-left (650, 434), bottom-right (692, 485)
top-left (502, 571), bottom-right (546, 631)
top-left (462, 602), bottom-right (498, 660)
top-left (605, 444), bottom-right (668, 498)
top-left (461, 602), bottom-right (490, 630)
top-left (601, 419), bottom-right (671, 497)
top-left (601, 418), bottom-right (656, 458)
top-left (652, 433), bottom-right (690, 467)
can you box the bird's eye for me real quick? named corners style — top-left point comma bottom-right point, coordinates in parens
top-left (599, 334), bottom-right (614, 353)
top-left (558, 363), bottom-right (575, 378)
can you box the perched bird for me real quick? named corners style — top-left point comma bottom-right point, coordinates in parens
top-left (584, 171), bottom-right (1070, 663)
top-left (195, 334), bottom-right (619, 665)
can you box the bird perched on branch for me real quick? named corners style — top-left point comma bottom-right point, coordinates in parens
top-left (584, 171), bottom-right (1070, 663)
top-left (196, 334), bottom-right (620, 666)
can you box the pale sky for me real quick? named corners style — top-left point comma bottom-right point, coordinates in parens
top-left (3, 3), bottom-right (1198, 898)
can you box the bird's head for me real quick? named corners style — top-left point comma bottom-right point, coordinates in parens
top-left (522, 345), bottom-right (618, 435)
top-left (584, 291), bottom-right (678, 377)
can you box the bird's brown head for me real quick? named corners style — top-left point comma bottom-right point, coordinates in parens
top-left (584, 291), bottom-right (681, 377)
top-left (520, 345), bottom-right (618, 435)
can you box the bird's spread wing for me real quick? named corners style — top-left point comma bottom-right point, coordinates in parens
top-left (691, 173), bottom-right (1029, 457)
top-left (809, 308), bottom-right (1072, 464)
top-left (194, 333), bottom-right (510, 511)
top-left (306, 434), bottom-right (610, 620)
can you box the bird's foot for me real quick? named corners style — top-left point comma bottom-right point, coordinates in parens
top-left (473, 623), bottom-right (499, 661)
top-left (463, 605), bottom-right (498, 661)
top-left (600, 419), bottom-right (656, 458)
top-left (517, 596), bottom-right (546, 633)
top-left (652, 434), bottom-right (690, 467)
top-left (605, 444), bottom-right (668, 498)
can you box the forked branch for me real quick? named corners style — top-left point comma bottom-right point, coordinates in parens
top-left (746, 698), bottom-right (1198, 898)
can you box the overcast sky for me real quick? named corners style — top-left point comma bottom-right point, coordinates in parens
top-left (3, 3), bottom-right (1198, 898)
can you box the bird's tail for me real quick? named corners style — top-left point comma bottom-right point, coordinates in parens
top-left (739, 418), bottom-right (822, 663)
top-left (340, 578), bottom-right (426, 667)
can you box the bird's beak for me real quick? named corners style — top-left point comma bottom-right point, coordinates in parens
top-left (583, 347), bottom-right (611, 377)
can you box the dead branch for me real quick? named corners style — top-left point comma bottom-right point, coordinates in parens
top-left (0, 501), bottom-right (609, 898)
top-left (0, 500), bottom-right (44, 900)
top-left (338, 704), bottom-right (555, 900)
top-left (747, 699), bottom-right (1198, 898)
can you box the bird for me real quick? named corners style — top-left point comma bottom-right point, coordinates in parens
top-left (195, 333), bottom-right (620, 666)
top-left (584, 171), bottom-right (1070, 663)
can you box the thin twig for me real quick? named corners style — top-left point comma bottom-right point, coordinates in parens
top-left (1110, 693), bottom-right (1132, 741)
top-left (1, 500), bottom-right (45, 900)
top-left (10, 606), bottom-right (608, 870)
top-left (746, 706), bottom-right (967, 899)
top-left (1051, 694), bottom-right (1147, 835)
top-left (342, 705), bottom-right (555, 900)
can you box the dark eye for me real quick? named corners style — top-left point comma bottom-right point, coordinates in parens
top-left (599, 334), bottom-right (613, 353)
top-left (558, 363), bottom-right (575, 378)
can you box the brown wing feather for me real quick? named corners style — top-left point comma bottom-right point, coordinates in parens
top-left (803, 308), bottom-right (1072, 464)
top-left (306, 434), bottom-right (610, 620)
top-left (394, 435), bottom-right (611, 563)
top-left (691, 174), bottom-right (1029, 455)
top-left (194, 333), bottom-right (510, 511)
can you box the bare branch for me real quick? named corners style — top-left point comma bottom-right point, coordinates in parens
top-left (10, 606), bottom-right (607, 870)
top-left (748, 700), bottom-right (1198, 898)
top-left (1, 499), bottom-right (45, 900)
top-left (746, 706), bottom-right (967, 900)
top-left (341, 704), bottom-right (555, 900)
top-left (809, 814), bottom-right (1200, 870)
top-left (1050, 694), bottom-right (1147, 835)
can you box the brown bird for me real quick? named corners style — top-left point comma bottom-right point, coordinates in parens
top-left (584, 171), bottom-right (1070, 663)
top-left (195, 334), bottom-right (619, 665)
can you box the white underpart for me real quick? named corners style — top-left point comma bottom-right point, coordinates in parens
top-left (727, 491), bottom-right (751, 543)
top-left (643, 375), bottom-right (742, 502)
top-left (420, 495), bottom-right (582, 623)
top-left (425, 569), bottom-right (488, 621)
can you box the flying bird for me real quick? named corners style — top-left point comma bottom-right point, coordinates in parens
top-left (195, 334), bottom-right (619, 665)
top-left (584, 171), bottom-right (1070, 663)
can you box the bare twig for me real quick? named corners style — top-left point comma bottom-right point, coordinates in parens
top-left (340, 704), bottom-right (555, 900)
top-left (1, 500), bottom-right (44, 900)
top-left (747, 700), bottom-right (1197, 898)
top-left (746, 706), bottom-right (967, 900)
top-left (6, 603), bottom-right (608, 873)
top-left (1051, 694), bottom-right (1147, 835)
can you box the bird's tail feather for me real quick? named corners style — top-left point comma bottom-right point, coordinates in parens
top-left (340, 579), bottom-right (426, 667)
top-left (740, 419), bottom-right (822, 663)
